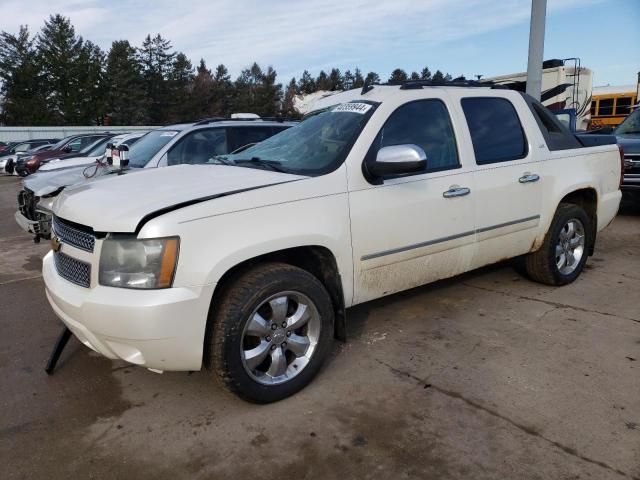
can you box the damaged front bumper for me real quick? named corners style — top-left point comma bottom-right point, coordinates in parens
top-left (16, 189), bottom-right (53, 240)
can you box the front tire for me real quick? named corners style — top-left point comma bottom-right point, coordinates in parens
top-left (207, 262), bottom-right (334, 403)
top-left (524, 203), bottom-right (591, 286)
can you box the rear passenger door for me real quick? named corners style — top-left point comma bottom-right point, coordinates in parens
top-left (457, 94), bottom-right (543, 268)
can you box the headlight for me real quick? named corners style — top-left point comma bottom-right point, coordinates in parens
top-left (99, 236), bottom-right (179, 289)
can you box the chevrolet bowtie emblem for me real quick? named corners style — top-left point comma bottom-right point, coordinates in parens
top-left (51, 236), bottom-right (62, 252)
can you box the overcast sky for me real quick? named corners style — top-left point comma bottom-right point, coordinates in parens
top-left (0, 0), bottom-right (638, 86)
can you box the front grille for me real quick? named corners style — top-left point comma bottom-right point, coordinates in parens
top-left (53, 217), bottom-right (95, 252)
top-left (54, 251), bottom-right (91, 288)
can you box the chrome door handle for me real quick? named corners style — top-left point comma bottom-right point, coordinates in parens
top-left (519, 173), bottom-right (540, 183)
top-left (443, 187), bottom-right (471, 198)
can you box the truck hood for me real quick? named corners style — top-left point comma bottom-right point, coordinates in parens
top-left (53, 164), bottom-right (306, 232)
top-left (39, 155), bottom-right (102, 172)
top-left (24, 164), bottom-right (127, 196)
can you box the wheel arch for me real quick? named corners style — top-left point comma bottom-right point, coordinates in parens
top-left (204, 245), bottom-right (348, 364)
top-left (556, 187), bottom-right (598, 255)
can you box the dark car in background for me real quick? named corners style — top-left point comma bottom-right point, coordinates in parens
top-left (0, 138), bottom-right (59, 158)
top-left (0, 140), bottom-right (59, 175)
top-left (17, 133), bottom-right (113, 175)
top-left (615, 107), bottom-right (640, 198)
top-left (0, 141), bottom-right (17, 153)
top-left (14, 134), bottom-right (119, 176)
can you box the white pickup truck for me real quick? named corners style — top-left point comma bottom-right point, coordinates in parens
top-left (43, 84), bottom-right (622, 403)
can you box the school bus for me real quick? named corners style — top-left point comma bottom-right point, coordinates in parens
top-left (591, 84), bottom-right (638, 129)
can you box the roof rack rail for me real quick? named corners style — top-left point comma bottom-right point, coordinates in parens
top-left (193, 116), bottom-right (296, 126)
top-left (390, 79), bottom-right (496, 90)
top-left (193, 116), bottom-right (227, 125)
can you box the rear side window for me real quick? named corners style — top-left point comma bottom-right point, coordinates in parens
top-left (527, 99), bottom-right (582, 151)
top-left (370, 99), bottom-right (459, 172)
top-left (167, 128), bottom-right (228, 166)
top-left (461, 97), bottom-right (527, 164)
top-left (227, 126), bottom-right (286, 152)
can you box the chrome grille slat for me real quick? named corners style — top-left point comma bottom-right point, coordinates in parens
top-left (54, 251), bottom-right (91, 288)
top-left (53, 217), bottom-right (95, 252)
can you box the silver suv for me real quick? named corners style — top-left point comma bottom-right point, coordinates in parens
top-left (17, 118), bottom-right (296, 240)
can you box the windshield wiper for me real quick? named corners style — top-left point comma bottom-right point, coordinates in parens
top-left (209, 155), bottom-right (235, 166)
top-left (235, 157), bottom-right (287, 173)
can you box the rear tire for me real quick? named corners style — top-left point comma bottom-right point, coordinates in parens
top-left (207, 262), bottom-right (334, 403)
top-left (524, 203), bottom-right (591, 286)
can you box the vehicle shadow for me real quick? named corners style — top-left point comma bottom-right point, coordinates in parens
top-left (619, 194), bottom-right (640, 216)
top-left (345, 260), bottom-right (514, 342)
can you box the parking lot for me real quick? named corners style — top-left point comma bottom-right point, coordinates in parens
top-left (0, 175), bottom-right (638, 479)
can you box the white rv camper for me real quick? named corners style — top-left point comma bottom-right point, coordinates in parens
top-left (486, 59), bottom-right (593, 131)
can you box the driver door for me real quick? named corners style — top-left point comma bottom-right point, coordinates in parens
top-left (348, 97), bottom-right (477, 304)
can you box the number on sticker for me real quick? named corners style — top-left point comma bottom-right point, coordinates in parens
top-left (332, 103), bottom-right (372, 114)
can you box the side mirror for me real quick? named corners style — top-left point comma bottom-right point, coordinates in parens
top-left (62, 145), bottom-right (73, 153)
top-left (368, 144), bottom-right (427, 178)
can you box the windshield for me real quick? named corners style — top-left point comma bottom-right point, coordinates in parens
top-left (208, 102), bottom-right (378, 175)
top-left (615, 108), bottom-right (640, 135)
top-left (50, 137), bottom-right (73, 150)
top-left (128, 130), bottom-right (179, 167)
top-left (83, 137), bottom-right (113, 156)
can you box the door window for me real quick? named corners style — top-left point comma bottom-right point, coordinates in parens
top-left (461, 97), bottom-right (527, 164)
top-left (369, 99), bottom-right (460, 173)
top-left (228, 126), bottom-right (287, 152)
top-left (598, 98), bottom-right (614, 116)
top-left (167, 128), bottom-right (228, 165)
top-left (14, 143), bottom-right (30, 152)
top-left (67, 139), bottom-right (83, 152)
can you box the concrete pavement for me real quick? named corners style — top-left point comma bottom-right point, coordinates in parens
top-left (0, 176), bottom-right (638, 479)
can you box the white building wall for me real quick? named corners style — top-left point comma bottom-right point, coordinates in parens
top-left (0, 126), bottom-right (158, 142)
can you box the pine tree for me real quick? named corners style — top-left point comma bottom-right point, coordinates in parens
top-left (105, 40), bottom-right (147, 125)
top-left (212, 63), bottom-right (232, 116)
top-left (257, 65), bottom-right (282, 116)
top-left (328, 68), bottom-right (344, 91)
top-left (233, 62), bottom-right (261, 114)
top-left (365, 71), bottom-right (380, 85)
top-left (420, 67), bottom-right (431, 80)
top-left (191, 58), bottom-right (214, 118)
top-left (432, 70), bottom-right (445, 83)
top-left (444, 73), bottom-right (453, 82)
top-left (281, 77), bottom-right (300, 117)
top-left (37, 14), bottom-right (85, 124)
top-left (352, 68), bottom-right (365, 88)
top-left (77, 40), bottom-right (106, 124)
top-left (138, 34), bottom-right (176, 124)
top-left (167, 52), bottom-right (194, 122)
top-left (410, 71), bottom-right (420, 80)
top-left (0, 26), bottom-right (48, 125)
top-left (388, 68), bottom-right (408, 83)
top-left (343, 70), bottom-right (354, 90)
top-left (316, 70), bottom-right (330, 91)
top-left (298, 70), bottom-right (315, 94)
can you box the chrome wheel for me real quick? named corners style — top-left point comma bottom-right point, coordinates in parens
top-left (241, 291), bottom-right (321, 385)
top-left (555, 218), bottom-right (585, 275)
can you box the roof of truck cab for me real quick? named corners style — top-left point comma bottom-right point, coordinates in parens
top-left (308, 85), bottom-right (503, 113)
